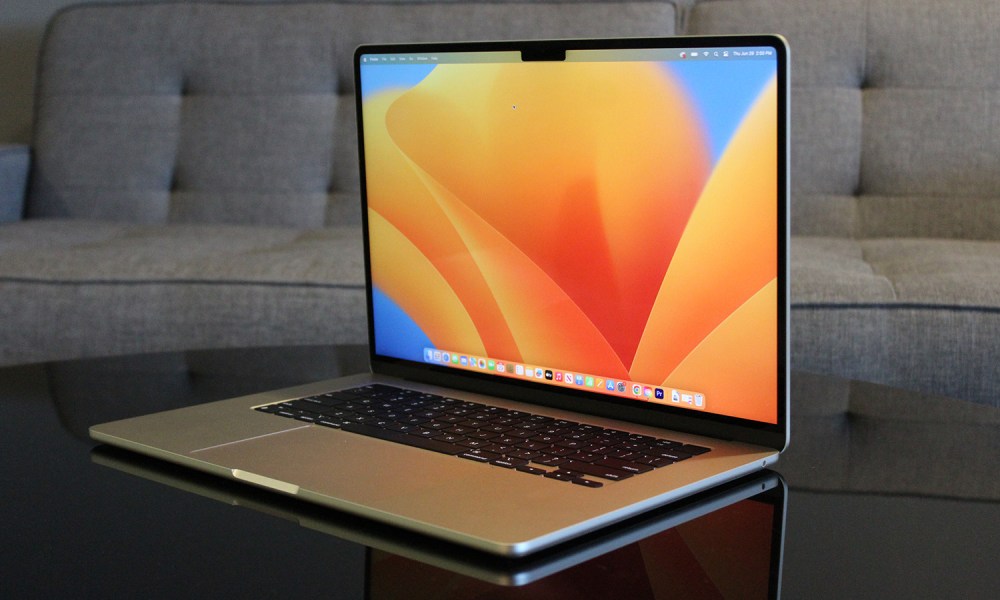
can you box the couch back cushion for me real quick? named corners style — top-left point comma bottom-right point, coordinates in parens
top-left (29, 1), bottom-right (676, 227)
top-left (687, 0), bottom-right (1000, 240)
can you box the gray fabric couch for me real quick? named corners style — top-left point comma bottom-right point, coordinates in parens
top-left (1, 0), bottom-right (998, 408)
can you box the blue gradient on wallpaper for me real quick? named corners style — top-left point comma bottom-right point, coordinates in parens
top-left (372, 287), bottom-right (434, 361)
top-left (667, 59), bottom-right (776, 165)
top-left (360, 63), bottom-right (436, 100)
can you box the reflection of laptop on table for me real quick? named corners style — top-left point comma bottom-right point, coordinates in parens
top-left (92, 445), bottom-right (787, 594)
top-left (92, 35), bottom-right (789, 557)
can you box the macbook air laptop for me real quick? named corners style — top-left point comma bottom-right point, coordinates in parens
top-left (91, 34), bottom-right (789, 557)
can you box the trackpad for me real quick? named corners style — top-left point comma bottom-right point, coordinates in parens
top-left (192, 425), bottom-right (480, 505)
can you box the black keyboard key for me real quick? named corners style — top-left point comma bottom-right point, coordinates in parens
top-left (636, 455), bottom-right (676, 468)
top-left (507, 449), bottom-right (544, 461)
top-left (516, 422), bottom-right (547, 431)
top-left (414, 410), bottom-right (444, 420)
top-left (595, 457), bottom-right (653, 475)
top-left (458, 452), bottom-right (492, 463)
top-left (445, 425), bottom-right (475, 435)
top-left (607, 449), bottom-right (640, 460)
top-left (616, 441), bottom-right (651, 452)
top-left (383, 422), bottom-right (414, 433)
top-left (567, 452), bottom-right (601, 463)
top-left (316, 405), bottom-right (354, 416)
top-left (515, 440), bottom-right (551, 451)
top-left (462, 448), bottom-right (504, 461)
top-left (516, 465), bottom-right (547, 476)
top-left (555, 439), bottom-right (589, 450)
top-left (546, 447), bottom-right (577, 457)
top-left (561, 460), bottom-right (634, 481)
top-left (460, 449), bottom-right (502, 462)
top-left (572, 478), bottom-right (604, 489)
top-left (654, 450), bottom-right (693, 462)
top-left (436, 415), bottom-right (468, 424)
top-left (291, 397), bottom-right (328, 409)
top-left (483, 424), bottom-right (514, 434)
top-left (481, 443), bottom-right (516, 455)
top-left (544, 470), bottom-right (580, 482)
top-left (654, 439), bottom-right (682, 448)
top-left (409, 427), bottom-right (439, 438)
top-left (341, 422), bottom-right (464, 455)
top-left (490, 457), bottom-right (527, 469)
top-left (679, 444), bottom-right (711, 455)
top-left (507, 429), bottom-right (537, 439)
top-left (457, 438), bottom-right (492, 449)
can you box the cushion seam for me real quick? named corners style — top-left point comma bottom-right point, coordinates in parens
top-left (793, 302), bottom-right (1000, 314)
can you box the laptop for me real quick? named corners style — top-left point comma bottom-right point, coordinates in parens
top-left (91, 34), bottom-right (789, 557)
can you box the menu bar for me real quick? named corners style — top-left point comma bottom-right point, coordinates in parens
top-left (360, 46), bottom-right (776, 66)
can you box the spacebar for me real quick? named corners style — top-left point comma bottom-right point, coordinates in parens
top-left (340, 423), bottom-right (465, 455)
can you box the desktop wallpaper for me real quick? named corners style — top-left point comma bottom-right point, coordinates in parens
top-left (360, 54), bottom-right (778, 423)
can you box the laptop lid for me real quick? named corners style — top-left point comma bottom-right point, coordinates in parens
top-left (355, 36), bottom-right (788, 451)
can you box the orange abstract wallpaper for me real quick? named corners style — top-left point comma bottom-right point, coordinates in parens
top-left (361, 54), bottom-right (779, 423)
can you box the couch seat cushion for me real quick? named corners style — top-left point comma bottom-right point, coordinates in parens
top-left (792, 236), bottom-right (1000, 407)
top-left (0, 220), bottom-right (367, 364)
top-left (794, 237), bottom-right (1000, 307)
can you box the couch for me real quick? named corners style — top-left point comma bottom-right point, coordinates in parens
top-left (2, 0), bottom-right (998, 408)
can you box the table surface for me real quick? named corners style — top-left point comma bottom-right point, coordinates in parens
top-left (2, 345), bottom-right (998, 599)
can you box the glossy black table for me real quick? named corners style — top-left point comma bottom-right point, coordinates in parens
top-left (3, 346), bottom-right (998, 599)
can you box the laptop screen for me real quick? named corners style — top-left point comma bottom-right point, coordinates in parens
top-left (357, 39), bottom-right (785, 426)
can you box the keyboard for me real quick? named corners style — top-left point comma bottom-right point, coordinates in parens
top-left (256, 384), bottom-right (709, 489)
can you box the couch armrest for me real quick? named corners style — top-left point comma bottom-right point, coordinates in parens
top-left (0, 144), bottom-right (30, 223)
